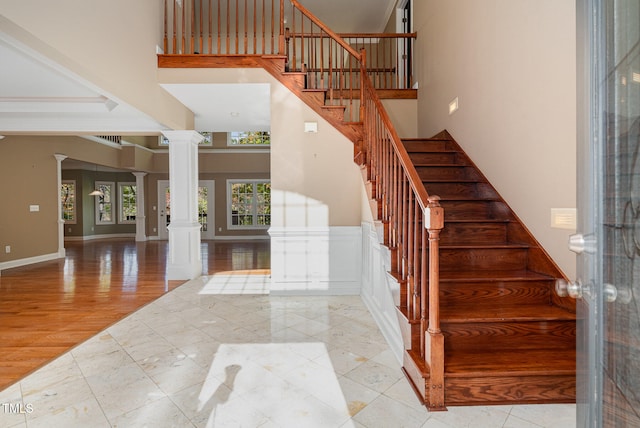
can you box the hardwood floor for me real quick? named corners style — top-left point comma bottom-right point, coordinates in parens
top-left (0, 239), bottom-right (270, 391)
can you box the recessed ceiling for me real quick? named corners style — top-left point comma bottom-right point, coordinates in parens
top-left (298, 0), bottom-right (398, 33)
top-left (0, 34), bottom-right (166, 134)
top-left (161, 83), bottom-right (271, 132)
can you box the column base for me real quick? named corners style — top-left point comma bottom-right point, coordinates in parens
top-left (167, 222), bottom-right (202, 280)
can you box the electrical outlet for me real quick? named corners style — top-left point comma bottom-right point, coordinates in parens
top-left (5, 245), bottom-right (10, 253)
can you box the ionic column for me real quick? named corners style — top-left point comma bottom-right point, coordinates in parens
top-left (54, 153), bottom-right (67, 258)
top-left (162, 130), bottom-right (204, 280)
top-left (132, 172), bottom-right (147, 242)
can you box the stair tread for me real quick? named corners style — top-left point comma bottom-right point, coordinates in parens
top-left (439, 269), bottom-right (554, 282)
top-left (440, 303), bottom-right (576, 323)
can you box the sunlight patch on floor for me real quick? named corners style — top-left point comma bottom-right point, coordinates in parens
top-left (197, 342), bottom-right (356, 427)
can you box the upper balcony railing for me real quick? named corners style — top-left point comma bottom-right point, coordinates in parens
top-left (163, 0), bottom-right (416, 91)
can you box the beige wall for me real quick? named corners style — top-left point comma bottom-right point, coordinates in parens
top-left (0, 137), bottom-right (59, 262)
top-left (0, 134), bottom-right (272, 263)
top-left (382, 99), bottom-right (418, 138)
top-left (0, 0), bottom-right (192, 130)
top-left (158, 67), bottom-right (364, 228)
top-left (413, 0), bottom-right (577, 278)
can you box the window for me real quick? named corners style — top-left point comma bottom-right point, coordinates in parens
top-left (228, 180), bottom-right (271, 228)
top-left (60, 180), bottom-right (76, 223)
top-left (118, 183), bottom-right (136, 224)
top-left (227, 131), bottom-right (270, 146)
top-left (159, 132), bottom-right (213, 146)
top-left (95, 181), bottom-right (115, 225)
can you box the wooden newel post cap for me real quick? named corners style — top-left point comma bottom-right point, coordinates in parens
top-left (425, 195), bottom-right (444, 231)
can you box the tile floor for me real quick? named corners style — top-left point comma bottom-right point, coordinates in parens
top-left (0, 274), bottom-right (576, 427)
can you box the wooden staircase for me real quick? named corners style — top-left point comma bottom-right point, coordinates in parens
top-left (158, 49), bottom-right (577, 413)
top-left (398, 132), bottom-right (576, 407)
top-left (159, 0), bottom-right (577, 410)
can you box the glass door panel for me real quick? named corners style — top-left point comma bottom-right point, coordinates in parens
top-left (576, 0), bottom-right (640, 426)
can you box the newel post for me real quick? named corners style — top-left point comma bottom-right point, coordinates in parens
top-left (425, 195), bottom-right (446, 411)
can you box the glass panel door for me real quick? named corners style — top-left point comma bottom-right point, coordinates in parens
top-left (576, 0), bottom-right (640, 426)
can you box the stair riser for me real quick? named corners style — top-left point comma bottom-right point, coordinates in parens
top-left (440, 280), bottom-right (551, 306)
top-left (445, 375), bottom-right (576, 406)
top-left (443, 321), bottom-right (576, 351)
top-left (440, 248), bottom-right (528, 271)
top-left (415, 166), bottom-right (481, 181)
top-left (408, 152), bottom-right (463, 165)
top-left (440, 223), bottom-right (508, 245)
top-left (439, 200), bottom-right (511, 221)
top-left (403, 140), bottom-right (451, 152)
top-left (424, 182), bottom-right (498, 199)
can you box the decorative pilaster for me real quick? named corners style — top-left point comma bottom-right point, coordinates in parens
top-left (162, 131), bottom-right (204, 280)
top-left (54, 154), bottom-right (67, 258)
top-left (132, 172), bottom-right (147, 242)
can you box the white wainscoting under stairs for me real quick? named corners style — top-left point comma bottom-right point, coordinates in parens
top-left (268, 226), bottom-right (362, 295)
top-left (359, 221), bottom-right (404, 364)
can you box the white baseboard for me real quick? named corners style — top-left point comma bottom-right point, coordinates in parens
top-left (0, 252), bottom-right (61, 275)
top-left (64, 233), bottom-right (135, 242)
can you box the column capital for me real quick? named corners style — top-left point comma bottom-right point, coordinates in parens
top-left (54, 153), bottom-right (68, 162)
top-left (131, 172), bottom-right (147, 178)
top-left (161, 130), bottom-right (204, 146)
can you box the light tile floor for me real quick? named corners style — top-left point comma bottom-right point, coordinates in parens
top-left (0, 275), bottom-right (576, 428)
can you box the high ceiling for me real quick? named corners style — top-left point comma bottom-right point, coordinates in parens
top-left (0, 0), bottom-right (398, 136)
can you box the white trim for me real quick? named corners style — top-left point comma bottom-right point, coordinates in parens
top-left (0, 252), bottom-right (60, 275)
top-left (64, 233), bottom-right (135, 242)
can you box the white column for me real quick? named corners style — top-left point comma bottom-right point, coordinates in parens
top-left (54, 153), bottom-right (67, 258)
top-left (132, 172), bottom-right (147, 242)
top-left (162, 130), bottom-right (204, 280)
